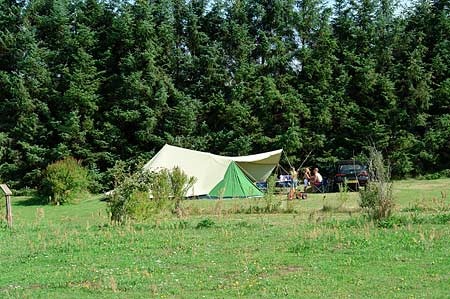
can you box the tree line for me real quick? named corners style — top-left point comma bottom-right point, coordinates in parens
top-left (1, 0), bottom-right (449, 190)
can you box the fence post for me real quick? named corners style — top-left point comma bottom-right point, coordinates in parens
top-left (0, 184), bottom-right (13, 228)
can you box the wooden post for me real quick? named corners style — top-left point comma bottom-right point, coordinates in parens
top-left (0, 184), bottom-right (12, 228)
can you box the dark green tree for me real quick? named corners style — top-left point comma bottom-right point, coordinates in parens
top-left (0, 0), bottom-right (52, 187)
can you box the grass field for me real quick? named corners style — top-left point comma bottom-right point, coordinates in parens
top-left (1, 179), bottom-right (449, 298)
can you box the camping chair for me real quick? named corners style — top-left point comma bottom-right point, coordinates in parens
top-left (312, 178), bottom-right (328, 193)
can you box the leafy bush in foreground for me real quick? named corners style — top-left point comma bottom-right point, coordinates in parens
top-left (168, 167), bottom-right (196, 217)
top-left (359, 147), bottom-right (394, 221)
top-left (108, 164), bottom-right (195, 224)
top-left (107, 163), bottom-right (156, 224)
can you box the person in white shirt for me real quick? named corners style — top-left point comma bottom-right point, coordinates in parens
top-left (312, 167), bottom-right (323, 187)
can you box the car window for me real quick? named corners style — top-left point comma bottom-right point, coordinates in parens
top-left (339, 164), bottom-right (363, 174)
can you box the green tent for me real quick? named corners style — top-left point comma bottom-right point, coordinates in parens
top-left (210, 161), bottom-right (264, 198)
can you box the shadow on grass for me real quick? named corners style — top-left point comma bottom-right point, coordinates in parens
top-left (13, 196), bottom-right (47, 206)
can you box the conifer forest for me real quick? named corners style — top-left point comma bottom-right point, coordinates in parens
top-left (1, 0), bottom-right (449, 189)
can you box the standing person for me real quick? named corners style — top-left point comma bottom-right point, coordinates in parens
top-left (290, 167), bottom-right (298, 190)
top-left (288, 167), bottom-right (299, 200)
top-left (303, 167), bottom-right (311, 190)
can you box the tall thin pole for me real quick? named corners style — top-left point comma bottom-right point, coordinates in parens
top-left (1, 184), bottom-right (13, 228)
top-left (297, 150), bottom-right (313, 171)
top-left (6, 194), bottom-right (12, 228)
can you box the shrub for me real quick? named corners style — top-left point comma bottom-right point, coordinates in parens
top-left (40, 157), bottom-right (90, 205)
top-left (168, 167), bottom-right (196, 217)
top-left (107, 163), bottom-right (155, 224)
top-left (149, 168), bottom-right (172, 211)
top-left (123, 190), bottom-right (157, 222)
top-left (107, 164), bottom-right (196, 224)
top-left (418, 169), bottom-right (450, 180)
top-left (359, 147), bottom-right (394, 221)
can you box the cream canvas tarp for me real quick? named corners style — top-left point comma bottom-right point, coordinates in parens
top-left (143, 144), bottom-right (282, 197)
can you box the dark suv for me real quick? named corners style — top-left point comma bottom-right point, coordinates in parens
top-left (331, 160), bottom-right (368, 191)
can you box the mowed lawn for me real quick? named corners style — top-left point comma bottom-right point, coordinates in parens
top-left (1, 179), bottom-right (449, 298)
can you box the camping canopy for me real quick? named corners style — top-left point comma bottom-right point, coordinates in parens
top-left (143, 144), bottom-right (282, 198)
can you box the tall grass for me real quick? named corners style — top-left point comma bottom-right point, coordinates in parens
top-left (262, 174), bottom-right (282, 213)
top-left (359, 147), bottom-right (394, 220)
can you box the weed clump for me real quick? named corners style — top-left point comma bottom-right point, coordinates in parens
top-left (262, 174), bottom-right (281, 213)
top-left (377, 213), bottom-right (450, 228)
top-left (359, 147), bottom-right (394, 221)
top-left (196, 218), bottom-right (215, 229)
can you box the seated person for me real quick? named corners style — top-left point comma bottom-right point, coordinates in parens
top-left (311, 167), bottom-right (323, 187)
top-left (278, 174), bottom-right (292, 187)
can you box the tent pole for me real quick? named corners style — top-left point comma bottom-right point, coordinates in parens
top-left (279, 165), bottom-right (289, 174)
top-left (297, 150), bottom-right (313, 171)
top-left (283, 151), bottom-right (293, 169)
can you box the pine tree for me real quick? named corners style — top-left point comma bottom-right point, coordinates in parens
top-left (0, 0), bottom-right (52, 186)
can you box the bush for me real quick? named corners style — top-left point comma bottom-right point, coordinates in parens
top-left (168, 167), bottom-right (196, 217)
top-left (418, 169), bottom-right (450, 180)
top-left (359, 147), bottom-right (394, 221)
top-left (107, 164), bottom-right (196, 224)
top-left (149, 168), bottom-right (172, 211)
top-left (40, 157), bottom-right (91, 205)
top-left (107, 163), bottom-right (155, 224)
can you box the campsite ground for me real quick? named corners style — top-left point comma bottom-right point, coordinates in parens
top-left (1, 179), bottom-right (449, 298)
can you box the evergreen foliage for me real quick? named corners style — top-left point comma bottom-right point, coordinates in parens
top-left (0, 0), bottom-right (449, 189)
